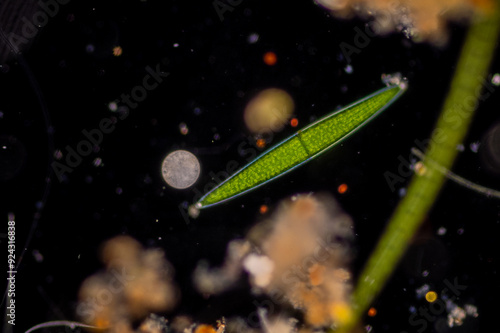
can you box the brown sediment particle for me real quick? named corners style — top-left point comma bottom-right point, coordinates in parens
top-left (308, 263), bottom-right (326, 286)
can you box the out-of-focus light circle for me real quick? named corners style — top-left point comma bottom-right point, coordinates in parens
top-left (244, 88), bottom-right (294, 134)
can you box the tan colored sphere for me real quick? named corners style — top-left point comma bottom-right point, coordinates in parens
top-left (244, 88), bottom-right (295, 134)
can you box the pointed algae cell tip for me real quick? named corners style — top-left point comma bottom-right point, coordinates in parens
top-left (196, 81), bottom-right (408, 209)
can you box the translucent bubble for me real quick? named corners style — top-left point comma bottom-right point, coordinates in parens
top-left (161, 150), bottom-right (200, 189)
top-left (480, 121), bottom-right (500, 176)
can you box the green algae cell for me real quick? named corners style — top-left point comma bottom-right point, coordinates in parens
top-left (197, 83), bottom-right (407, 208)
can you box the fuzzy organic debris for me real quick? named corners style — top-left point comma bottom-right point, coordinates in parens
top-left (194, 194), bottom-right (355, 329)
top-left (77, 236), bottom-right (178, 332)
top-left (316, 0), bottom-right (493, 44)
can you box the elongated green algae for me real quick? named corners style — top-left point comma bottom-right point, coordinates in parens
top-left (196, 83), bottom-right (407, 208)
top-left (337, 5), bottom-right (500, 332)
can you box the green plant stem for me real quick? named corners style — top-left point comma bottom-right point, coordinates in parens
top-left (338, 6), bottom-right (500, 332)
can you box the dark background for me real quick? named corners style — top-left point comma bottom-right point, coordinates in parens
top-left (1, 0), bottom-right (500, 332)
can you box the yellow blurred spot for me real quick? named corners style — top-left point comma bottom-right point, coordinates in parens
top-left (244, 88), bottom-right (295, 134)
top-left (256, 138), bottom-right (266, 149)
top-left (330, 302), bottom-right (352, 326)
top-left (263, 51), bottom-right (277, 65)
top-left (338, 183), bottom-right (348, 194)
top-left (368, 307), bottom-right (377, 317)
top-left (112, 46), bottom-right (123, 56)
top-left (259, 204), bottom-right (268, 214)
top-left (425, 291), bottom-right (438, 303)
top-left (290, 118), bottom-right (299, 127)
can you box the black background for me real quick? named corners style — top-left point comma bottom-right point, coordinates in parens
top-left (1, 0), bottom-right (500, 332)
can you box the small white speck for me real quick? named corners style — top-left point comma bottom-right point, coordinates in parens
top-left (470, 141), bottom-right (480, 153)
top-left (32, 249), bottom-right (44, 263)
top-left (465, 304), bottom-right (478, 317)
top-left (93, 157), bottom-right (103, 167)
top-left (416, 284), bottom-right (430, 299)
top-left (247, 33), bottom-right (259, 44)
top-left (108, 101), bottom-right (118, 112)
top-left (491, 73), bottom-right (500, 86)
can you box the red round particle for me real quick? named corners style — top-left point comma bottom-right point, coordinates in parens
top-left (337, 183), bottom-right (348, 194)
top-left (368, 307), bottom-right (377, 317)
top-left (256, 138), bottom-right (266, 149)
top-left (263, 51), bottom-right (277, 66)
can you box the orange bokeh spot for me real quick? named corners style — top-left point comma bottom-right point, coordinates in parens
top-left (368, 307), bottom-right (377, 317)
top-left (113, 46), bottom-right (123, 57)
top-left (290, 118), bottom-right (299, 127)
top-left (263, 51), bottom-right (277, 66)
top-left (259, 204), bottom-right (268, 214)
top-left (337, 183), bottom-right (348, 194)
top-left (95, 317), bottom-right (110, 329)
top-left (194, 325), bottom-right (217, 333)
top-left (256, 138), bottom-right (266, 148)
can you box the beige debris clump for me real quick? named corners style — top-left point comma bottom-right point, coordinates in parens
top-left (316, 0), bottom-right (494, 44)
top-left (245, 194), bottom-right (355, 327)
top-left (77, 236), bottom-right (179, 332)
top-left (193, 194), bottom-right (355, 330)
